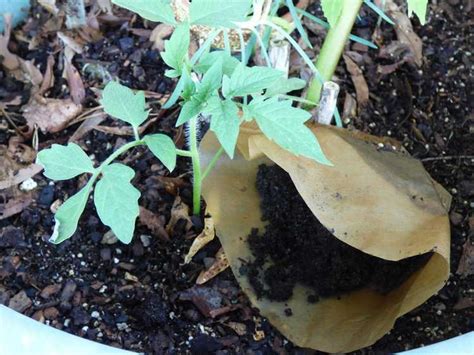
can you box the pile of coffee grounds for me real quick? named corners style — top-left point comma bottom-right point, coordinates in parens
top-left (246, 164), bottom-right (432, 302)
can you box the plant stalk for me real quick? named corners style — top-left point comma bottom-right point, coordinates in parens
top-left (202, 147), bottom-right (224, 180)
top-left (306, 0), bottom-right (363, 104)
top-left (188, 117), bottom-right (202, 215)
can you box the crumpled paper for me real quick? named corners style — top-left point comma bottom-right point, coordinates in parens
top-left (200, 123), bottom-right (451, 352)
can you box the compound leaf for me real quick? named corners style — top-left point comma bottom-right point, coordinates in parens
top-left (101, 81), bottom-right (149, 128)
top-left (264, 77), bottom-right (306, 97)
top-left (112, 0), bottom-right (176, 25)
top-left (194, 57), bottom-right (223, 102)
top-left (321, 0), bottom-right (344, 27)
top-left (94, 164), bottom-right (140, 244)
top-left (144, 134), bottom-right (177, 171)
top-left (407, 0), bottom-right (428, 25)
top-left (286, 0), bottom-right (312, 48)
top-left (203, 97), bottom-right (240, 158)
top-left (223, 64), bottom-right (283, 98)
top-left (189, 0), bottom-right (251, 28)
top-left (50, 181), bottom-right (93, 244)
top-left (161, 23), bottom-right (190, 74)
top-left (194, 50), bottom-right (240, 77)
top-left (37, 143), bottom-right (95, 180)
top-left (176, 98), bottom-right (202, 126)
top-left (248, 97), bottom-right (332, 165)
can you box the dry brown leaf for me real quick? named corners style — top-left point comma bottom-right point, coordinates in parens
top-left (0, 15), bottom-right (43, 86)
top-left (385, 0), bottom-right (423, 67)
top-left (58, 33), bottom-right (85, 104)
top-left (23, 97), bottom-right (82, 133)
top-left (165, 197), bottom-right (193, 236)
top-left (8, 136), bottom-right (37, 164)
top-left (342, 93), bottom-right (357, 121)
top-left (97, 0), bottom-right (113, 14)
top-left (38, 0), bottom-right (60, 15)
top-left (38, 55), bottom-right (55, 96)
top-left (196, 248), bottom-right (230, 285)
top-left (185, 216), bottom-right (215, 263)
top-left (69, 114), bottom-right (106, 142)
top-left (456, 240), bottom-right (474, 277)
top-left (343, 54), bottom-right (369, 108)
top-left (150, 24), bottom-right (174, 51)
top-left (0, 96), bottom-right (22, 109)
top-left (0, 164), bottom-right (42, 190)
top-left (226, 321), bottom-right (247, 336)
top-left (58, 32), bottom-right (84, 54)
top-left (64, 47), bottom-right (86, 104)
top-left (139, 207), bottom-right (170, 241)
top-left (0, 144), bottom-right (40, 190)
top-left (0, 194), bottom-right (33, 221)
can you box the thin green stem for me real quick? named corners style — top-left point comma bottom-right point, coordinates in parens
top-left (90, 140), bottom-right (145, 183)
top-left (306, 0), bottom-right (363, 104)
top-left (133, 126), bottom-right (140, 141)
top-left (176, 149), bottom-right (193, 157)
top-left (188, 117), bottom-right (202, 215)
top-left (202, 147), bottom-right (224, 180)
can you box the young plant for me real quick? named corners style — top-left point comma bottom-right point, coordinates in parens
top-left (37, 0), bottom-right (429, 245)
top-left (36, 27), bottom-right (330, 245)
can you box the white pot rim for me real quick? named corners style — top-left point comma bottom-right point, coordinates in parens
top-left (1, 304), bottom-right (472, 354)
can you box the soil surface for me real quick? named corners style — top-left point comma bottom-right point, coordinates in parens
top-left (1, 0), bottom-right (473, 354)
top-left (247, 164), bottom-right (432, 302)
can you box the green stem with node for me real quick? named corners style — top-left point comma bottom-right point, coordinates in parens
top-left (306, 0), bottom-right (364, 105)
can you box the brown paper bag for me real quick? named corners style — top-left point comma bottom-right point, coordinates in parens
top-left (200, 123), bottom-right (451, 353)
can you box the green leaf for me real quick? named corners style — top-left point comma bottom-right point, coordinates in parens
top-left (111, 0), bottom-right (176, 25)
top-left (94, 164), bottom-right (140, 244)
top-left (144, 134), bottom-right (177, 171)
top-left (194, 57), bottom-right (223, 103)
top-left (100, 81), bottom-right (149, 128)
top-left (194, 51), bottom-right (240, 77)
top-left (163, 70), bottom-right (190, 109)
top-left (296, 8), bottom-right (377, 49)
top-left (407, 0), bottom-right (428, 25)
top-left (50, 181), bottom-right (93, 244)
top-left (321, 0), bottom-right (344, 27)
top-left (189, 0), bottom-right (251, 28)
top-left (176, 99), bottom-right (202, 126)
top-left (286, 0), bottom-right (312, 48)
top-left (248, 97), bottom-right (332, 165)
top-left (223, 64), bottom-right (284, 98)
top-left (203, 97), bottom-right (240, 158)
top-left (37, 143), bottom-right (95, 180)
top-left (363, 0), bottom-right (394, 25)
top-left (161, 23), bottom-right (190, 74)
top-left (264, 77), bottom-right (306, 97)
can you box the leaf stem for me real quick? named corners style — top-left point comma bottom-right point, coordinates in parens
top-left (93, 140), bottom-right (145, 180)
top-left (202, 147), bottom-right (224, 180)
top-left (176, 149), bottom-right (193, 157)
top-left (133, 126), bottom-right (140, 141)
top-left (306, 0), bottom-right (364, 104)
top-left (188, 116), bottom-right (202, 215)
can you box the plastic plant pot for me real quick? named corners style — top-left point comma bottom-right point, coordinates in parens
top-left (398, 331), bottom-right (474, 354)
top-left (0, 305), bottom-right (138, 355)
top-left (1, 305), bottom-right (473, 353)
top-left (0, 0), bottom-right (30, 33)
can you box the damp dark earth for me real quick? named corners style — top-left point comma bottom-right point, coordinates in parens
top-left (1, 1), bottom-right (473, 354)
top-left (246, 164), bottom-right (432, 303)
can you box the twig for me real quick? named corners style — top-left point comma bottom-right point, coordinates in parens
top-left (421, 155), bottom-right (474, 162)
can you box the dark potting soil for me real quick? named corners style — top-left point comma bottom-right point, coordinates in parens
top-left (247, 164), bottom-right (432, 302)
top-left (1, 1), bottom-right (472, 354)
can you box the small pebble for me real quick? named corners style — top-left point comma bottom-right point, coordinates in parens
top-left (20, 178), bottom-right (37, 192)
